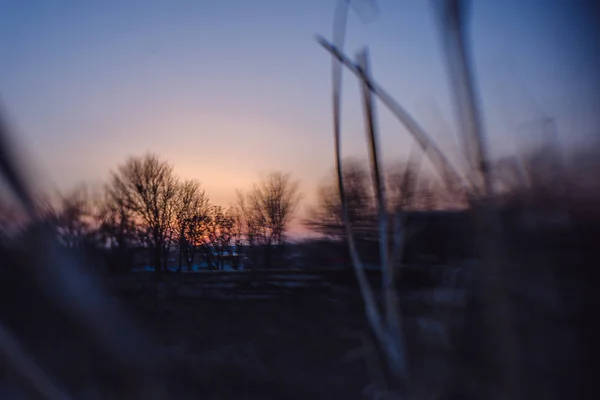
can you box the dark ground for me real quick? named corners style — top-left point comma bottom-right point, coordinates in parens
top-left (147, 296), bottom-right (374, 399)
top-left (1, 261), bottom-right (587, 399)
top-left (116, 270), bottom-right (460, 399)
top-left (1, 266), bottom-right (460, 399)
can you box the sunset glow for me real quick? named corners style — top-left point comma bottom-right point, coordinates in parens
top-left (1, 0), bottom-right (598, 236)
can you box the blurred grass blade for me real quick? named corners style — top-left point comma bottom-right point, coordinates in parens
top-left (0, 322), bottom-right (72, 400)
top-left (330, 1), bottom-right (396, 380)
top-left (356, 48), bottom-right (407, 378)
top-left (0, 112), bottom-right (36, 215)
top-left (317, 36), bottom-right (470, 195)
top-left (431, 0), bottom-right (490, 195)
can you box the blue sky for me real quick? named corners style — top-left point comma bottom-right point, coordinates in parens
top-left (0, 0), bottom-right (598, 227)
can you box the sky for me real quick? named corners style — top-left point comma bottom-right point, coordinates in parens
top-left (0, 0), bottom-right (598, 235)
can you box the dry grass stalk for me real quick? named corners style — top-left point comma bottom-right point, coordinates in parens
top-left (356, 48), bottom-right (408, 379)
top-left (0, 114), bottom-right (166, 398)
top-left (433, 0), bottom-right (519, 397)
top-left (317, 36), bottom-right (469, 197)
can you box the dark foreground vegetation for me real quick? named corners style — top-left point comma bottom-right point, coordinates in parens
top-left (0, 256), bottom-right (470, 399)
top-left (1, 187), bottom-right (598, 399)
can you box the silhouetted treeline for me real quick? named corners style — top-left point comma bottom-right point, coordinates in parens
top-left (2, 144), bottom-right (599, 274)
top-left (0, 153), bottom-right (300, 273)
top-left (302, 143), bottom-right (600, 269)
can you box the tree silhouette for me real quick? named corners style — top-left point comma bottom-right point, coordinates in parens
top-left (305, 158), bottom-right (375, 241)
top-left (235, 172), bottom-right (300, 268)
top-left (173, 179), bottom-right (209, 272)
top-left (48, 185), bottom-right (98, 249)
top-left (108, 154), bottom-right (179, 273)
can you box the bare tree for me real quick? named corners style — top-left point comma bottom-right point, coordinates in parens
top-left (235, 172), bottom-right (300, 269)
top-left (233, 190), bottom-right (257, 263)
top-left (108, 154), bottom-right (179, 273)
top-left (98, 181), bottom-right (140, 273)
top-left (202, 206), bottom-right (237, 270)
top-left (182, 214), bottom-right (209, 271)
top-left (387, 163), bottom-right (454, 212)
top-left (232, 191), bottom-right (260, 268)
top-left (190, 205), bottom-right (238, 270)
top-left (173, 180), bottom-right (209, 272)
top-left (100, 184), bottom-right (137, 249)
top-left (305, 158), bottom-right (375, 240)
top-left (48, 185), bottom-right (99, 250)
top-left (306, 159), bottom-right (455, 241)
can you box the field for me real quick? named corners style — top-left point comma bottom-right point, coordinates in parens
top-left (0, 261), bottom-right (586, 399)
top-left (111, 269), bottom-right (464, 399)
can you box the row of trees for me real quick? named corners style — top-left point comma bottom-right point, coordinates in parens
top-left (1, 148), bottom-right (576, 271)
top-left (3, 154), bottom-right (454, 272)
top-left (304, 144), bottom-right (584, 242)
top-left (29, 154), bottom-right (300, 272)
top-left (304, 158), bottom-right (463, 241)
